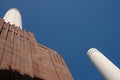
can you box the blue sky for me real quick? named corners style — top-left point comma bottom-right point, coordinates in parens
top-left (0, 0), bottom-right (120, 80)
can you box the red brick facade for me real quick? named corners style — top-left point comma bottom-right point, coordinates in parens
top-left (0, 19), bottom-right (73, 80)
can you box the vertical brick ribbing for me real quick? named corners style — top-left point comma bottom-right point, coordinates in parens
top-left (0, 22), bottom-right (10, 69)
top-left (28, 32), bottom-right (40, 78)
top-left (18, 29), bottom-right (24, 75)
top-left (23, 30), bottom-right (33, 77)
top-left (0, 25), bottom-right (15, 70)
top-left (0, 19), bottom-right (4, 66)
top-left (0, 19), bottom-right (73, 80)
top-left (11, 27), bottom-right (20, 71)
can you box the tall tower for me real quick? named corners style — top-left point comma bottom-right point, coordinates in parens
top-left (0, 8), bottom-right (73, 80)
top-left (87, 48), bottom-right (120, 80)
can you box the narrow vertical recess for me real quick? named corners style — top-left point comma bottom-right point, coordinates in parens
top-left (59, 56), bottom-right (66, 66)
top-left (56, 55), bottom-right (62, 64)
top-left (19, 30), bottom-right (24, 75)
top-left (48, 50), bottom-right (60, 80)
top-left (0, 19), bottom-right (4, 34)
top-left (53, 54), bottom-right (58, 63)
top-left (0, 19), bottom-right (5, 65)
top-left (0, 23), bottom-right (9, 69)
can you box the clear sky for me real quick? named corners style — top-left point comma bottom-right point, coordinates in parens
top-left (0, 0), bottom-right (120, 80)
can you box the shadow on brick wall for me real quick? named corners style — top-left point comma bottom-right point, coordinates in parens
top-left (0, 67), bottom-right (44, 80)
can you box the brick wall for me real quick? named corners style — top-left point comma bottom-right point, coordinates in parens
top-left (0, 19), bottom-right (73, 80)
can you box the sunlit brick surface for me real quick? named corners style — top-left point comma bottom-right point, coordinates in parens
top-left (0, 19), bottom-right (73, 80)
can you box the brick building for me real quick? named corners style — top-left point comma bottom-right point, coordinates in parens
top-left (0, 8), bottom-right (73, 80)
